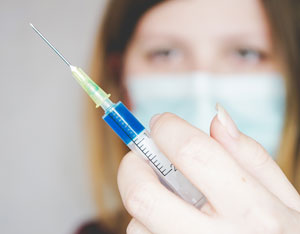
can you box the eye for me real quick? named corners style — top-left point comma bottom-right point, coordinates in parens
top-left (146, 47), bottom-right (182, 62)
top-left (234, 48), bottom-right (266, 63)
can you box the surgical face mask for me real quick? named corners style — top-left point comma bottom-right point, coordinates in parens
top-left (126, 72), bottom-right (286, 158)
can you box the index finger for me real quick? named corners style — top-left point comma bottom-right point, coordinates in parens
top-left (117, 151), bottom-right (213, 234)
top-left (150, 113), bottom-right (272, 215)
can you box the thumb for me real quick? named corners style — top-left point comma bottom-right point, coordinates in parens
top-left (210, 104), bottom-right (300, 211)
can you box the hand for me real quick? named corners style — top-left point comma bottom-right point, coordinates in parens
top-left (117, 105), bottom-right (300, 234)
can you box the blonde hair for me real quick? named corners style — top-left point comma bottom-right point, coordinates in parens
top-left (87, 0), bottom-right (300, 232)
top-left (263, 0), bottom-right (300, 186)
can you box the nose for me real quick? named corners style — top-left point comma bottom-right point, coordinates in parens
top-left (188, 46), bottom-right (219, 73)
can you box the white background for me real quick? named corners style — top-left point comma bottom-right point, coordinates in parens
top-left (0, 0), bottom-right (107, 233)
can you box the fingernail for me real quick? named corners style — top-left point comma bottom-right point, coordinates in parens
top-left (149, 114), bottom-right (161, 129)
top-left (216, 103), bottom-right (239, 139)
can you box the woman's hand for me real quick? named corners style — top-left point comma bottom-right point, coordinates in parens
top-left (117, 105), bottom-right (300, 234)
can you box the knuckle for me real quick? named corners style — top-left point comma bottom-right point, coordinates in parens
top-left (250, 139), bottom-right (271, 169)
top-left (262, 215), bottom-right (283, 234)
top-left (117, 152), bottom-right (135, 182)
top-left (126, 219), bottom-right (135, 234)
top-left (159, 112), bottom-right (177, 120)
top-left (126, 219), bottom-right (139, 234)
top-left (245, 206), bottom-right (283, 234)
top-left (150, 112), bottom-right (178, 136)
top-left (177, 134), bottom-right (214, 166)
top-left (123, 181), bottom-right (156, 218)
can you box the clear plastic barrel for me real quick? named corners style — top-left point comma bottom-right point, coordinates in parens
top-left (128, 130), bottom-right (206, 209)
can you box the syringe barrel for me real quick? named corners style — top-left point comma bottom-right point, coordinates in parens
top-left (103, 101), bottom-right (206, 208)
top-left (103, 101), bottom-right (145, 144)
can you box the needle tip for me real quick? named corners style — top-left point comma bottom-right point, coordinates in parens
top-left (29, 22), bottom-right (72, 67)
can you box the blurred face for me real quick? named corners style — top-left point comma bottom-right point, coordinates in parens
top-left (121, 0), bottom-right (286, 158)
top-left (123, 0), bottom-right (279, 77)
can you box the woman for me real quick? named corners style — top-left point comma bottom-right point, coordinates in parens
top-left (78, 0), bottom-right (300, 233)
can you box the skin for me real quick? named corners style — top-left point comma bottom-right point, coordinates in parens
top-left (119, 112), bottom-right (300, 233)
top-left (118, 0), bottom-right (300, 233)
top-left (123, 0), bottom-right (278, 77)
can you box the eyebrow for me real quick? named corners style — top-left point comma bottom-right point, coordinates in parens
top-left (133, 33), bottom-right (187, 47)
top-left (140, 29), bottom-right (270, 46)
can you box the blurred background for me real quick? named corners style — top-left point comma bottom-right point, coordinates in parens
top-left (0, 0), bottom-right (107, 233)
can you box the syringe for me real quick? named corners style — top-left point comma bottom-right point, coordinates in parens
top-left (30, 23), bottom-right (206, 209)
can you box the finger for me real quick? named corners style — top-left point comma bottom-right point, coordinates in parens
top-left (210, 104), bottom-right (300, 211)
top-left (150, 113), bottom-right (272, 215)
top-left (117, 151), bottom-right (214, 234)
top-left (127, 219), bottom-right (152, 234)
